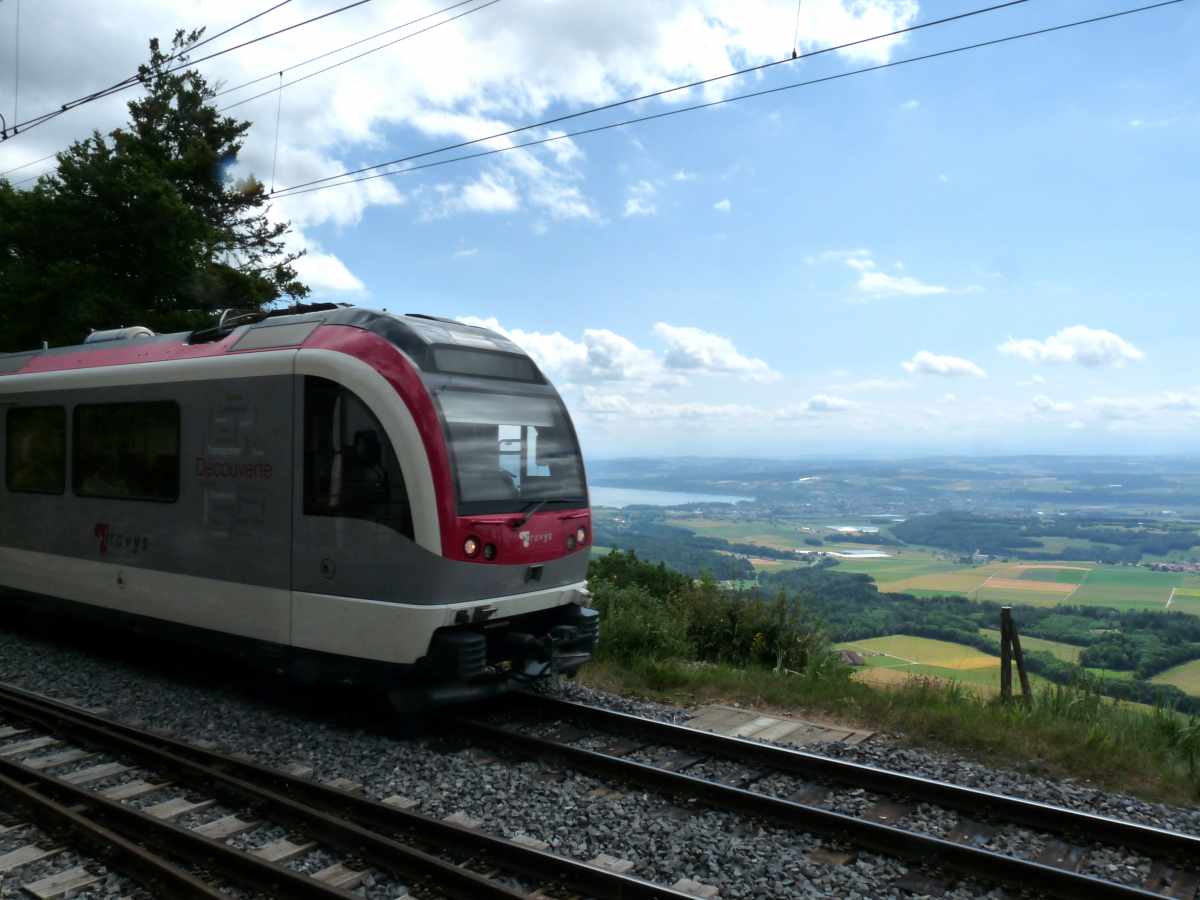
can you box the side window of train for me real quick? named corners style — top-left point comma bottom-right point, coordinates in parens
top-left (6, 406), bottom-right (67, 494)
top-left (73, 402), bottom-right (180, 502)
top-left (303, 377), bottom-right (415, 540)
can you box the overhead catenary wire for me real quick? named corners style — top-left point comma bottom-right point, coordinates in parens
top-left (0, 0), bottom-right (494, 181)
top-left (270, 0), bottom-right (1033, 196)
top-left (0, 150), bottom-right (56, 179)
top-left (219, 0), bottom-right (502, 113)
top-left (215, 0), bottom-right (484, 100)
top-left (5, 0), bottom-right (297, 142)
top-left (1, 0), bottom-right (382, 142)
top-left (12, 0), bottom-right (21, 130)
top-left (270, 0), bottom-right (1185, 200)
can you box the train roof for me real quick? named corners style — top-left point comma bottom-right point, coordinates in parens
top-left (0, 307), bottom-right (544, 382)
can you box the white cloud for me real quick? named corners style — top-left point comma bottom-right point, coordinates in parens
top-left (291, 248), bottom-right (366, 293)
top-left (834, 377), bottom-right (910, 393)
top-left (781, 394), bottom-right (858, 416)
top-left (2, 0), bottom-right (921, 247)
top-left (580, 390), bottom-right (859, 425)
top-left (820, 249), bottom-right (967, 298)
top-left (999, 326), bottom-right (1144, 367)
top-left (1031, 394), bottom-right (1074, 415)
top-left (459, 316), bottom-right (677, 389)
top-left (901, 351), bottom-right (987, 378)
top-left (901, 99), bottom-right (919, 110)
top-left (713, 198), bottom-right (732, 213)
top-left (672, 169), bottom-right (696, 181)
top-left (941, 392), bottom-right (958, 403)
top-left (1020, 375), bottom-right (1047, 387)
top-left (458, 172), bottom-right (521, 213)
top-left (623, 180), bottom-right (657, 217)
top-left (581, 390), bottom-right (761, 422)
top-left (1089, 391), bottom-right (1200, 421)
top-left (653, 322), bottom-right (779, 382)
top-left (456, 317), bottom-right (779, 389)
top-left (453, 247), bottom-right (479, 258)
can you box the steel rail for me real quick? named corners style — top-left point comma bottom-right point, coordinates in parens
top-left (452, 715), bottom-right (1170, 900)
top-left (519, 693), bottom-right (1200, 859)
top-left (0, 766), bottom-right (229, 900)
top-left (0, 681), bottom-right (692, 900)
top-left (0, 755), bottom-right (360, 899)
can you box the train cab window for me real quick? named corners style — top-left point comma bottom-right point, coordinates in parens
top-left (434, 388), bottom-right (586, 515)
top-left (6, 406), bottom-right (66, 494)
top-left (303, 377), bottom-right (414, 539)
top-left (73, 402), bottom-right (180, 501)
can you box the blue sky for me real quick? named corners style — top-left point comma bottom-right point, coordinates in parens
top-left (2, 0), bottom-right (1197, 458)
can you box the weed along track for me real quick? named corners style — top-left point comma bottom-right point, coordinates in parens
top-left (448, 692), bottom-right (1200, 900)
top-left (0, 682), bottom-right (695, 900)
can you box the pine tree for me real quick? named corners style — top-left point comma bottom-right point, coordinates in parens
top-left (0, 29), bottom-right (308, 352)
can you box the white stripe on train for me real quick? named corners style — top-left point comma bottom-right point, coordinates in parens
top-left (0, 545), bottom-right (586, 665)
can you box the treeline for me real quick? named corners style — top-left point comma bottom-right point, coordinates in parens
top-left (759, 566), bottom-right (1200, 714)
top-left (893, 511), bottom-right (1200, 562)
top-left (594, 516), bottom-right (803, 580)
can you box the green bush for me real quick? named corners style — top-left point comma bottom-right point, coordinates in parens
top-left (591, 583), bottom-right (693, 665)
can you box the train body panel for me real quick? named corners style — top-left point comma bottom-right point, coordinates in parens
top-left (0, 308), bottom-right (596, 702)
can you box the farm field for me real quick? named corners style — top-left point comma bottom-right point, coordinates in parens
top-left (832, 634), bottom-right (1042, 695)
top-left (1150, 659), bottom-right (1200, 698)
top-left (675, 515), bottom-right (1200, 612)
top-left (978, 628), bottom-right (1082, 662)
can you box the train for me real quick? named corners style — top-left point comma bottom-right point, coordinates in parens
top-left (0, 306), bottom-right (598, 706)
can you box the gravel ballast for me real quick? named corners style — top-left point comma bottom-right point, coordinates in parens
top-left (0, 620), bottom-right (1197, 899)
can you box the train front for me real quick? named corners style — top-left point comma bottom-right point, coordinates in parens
top-left (376, 314), bottom-right (597, 705)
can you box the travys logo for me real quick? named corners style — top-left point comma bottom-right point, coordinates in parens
top-left (518, 530), bottom-right (552, 548)
top-left (93, 523), bottom-right (149, 556)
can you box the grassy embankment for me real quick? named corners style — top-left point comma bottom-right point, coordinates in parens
top-left (585, 550), bottom-right (1200, 804)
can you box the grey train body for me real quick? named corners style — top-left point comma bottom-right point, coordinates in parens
top-left (0, 311), bottom-right (596, 702)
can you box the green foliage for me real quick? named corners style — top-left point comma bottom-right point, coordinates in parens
top-left (893, 511), bottom-right (1200, 563)
top-left (758, 565), bottom-right (1200, 712)
top-left (0, 29), bottom-right (307, 351)
top-left (587, 551), bottom-right (843, 679)
top-left (589, 583), bottom-right (693, 665)
top-left (584, 550), bottom-right (1200, 800)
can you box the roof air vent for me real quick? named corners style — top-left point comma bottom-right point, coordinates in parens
top-left (84, 326), bottom-right (155, 344)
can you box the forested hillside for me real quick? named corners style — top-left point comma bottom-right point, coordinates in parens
top-left (892, 511), bottom-right (1200, 562)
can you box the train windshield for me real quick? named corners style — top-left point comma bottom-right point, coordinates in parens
top-left (435, 388), bottom-right (586, 514)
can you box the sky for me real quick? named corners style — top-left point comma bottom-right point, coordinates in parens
top-left (1, 0), bottom-right (1197, 459)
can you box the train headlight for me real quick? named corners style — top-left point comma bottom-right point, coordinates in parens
top-left (464, 537), bottom-right (480, 557)
top-left (575, 527), bottom-right (587, 544)
top-left (483, 543), bottom-right (497, 560)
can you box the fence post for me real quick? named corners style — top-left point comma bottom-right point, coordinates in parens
top-left (1011, 614), bottom-right (1033, 706)
top-left (999, 607), bottom-right (1013, 702)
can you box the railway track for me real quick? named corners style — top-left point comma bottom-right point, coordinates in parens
top-left (449, 692), bottom-right (1200, 900)
top-left (0, 681), bottom-right (696, 900)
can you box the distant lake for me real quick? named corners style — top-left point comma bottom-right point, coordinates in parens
top-left (590, 486), bottom-right (754, 508)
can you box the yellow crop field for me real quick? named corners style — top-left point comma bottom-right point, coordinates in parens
top-left (978, 577), bottom-right (1076, 594)
top-left (979, 628), bottom-right (1083, 663)
top-left (1150, 659), bottom-right (1200, 697)
top-left (835, 634), bottom-right (997, 668)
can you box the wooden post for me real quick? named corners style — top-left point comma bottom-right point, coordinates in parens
top-left (999, 607), bottom-right (1013, 702)
top-left (1011, 616), bottom-right (1033, 706)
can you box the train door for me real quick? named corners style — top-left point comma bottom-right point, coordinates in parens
top-left (290, 375), bottom-right (416, 605)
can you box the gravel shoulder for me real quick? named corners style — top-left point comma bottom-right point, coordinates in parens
top-left (0, 620), bottom-right (1197, 899)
